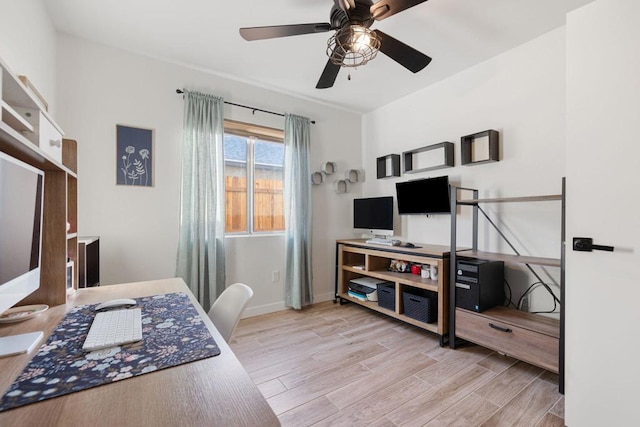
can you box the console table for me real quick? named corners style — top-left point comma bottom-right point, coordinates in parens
top-left (335, 239), bottom-right (450, 345)
top-left (0, 278), bottom-right (280, 426)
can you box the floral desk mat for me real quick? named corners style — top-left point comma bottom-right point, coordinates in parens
top-left (0, 292), bottom-right (220, 412)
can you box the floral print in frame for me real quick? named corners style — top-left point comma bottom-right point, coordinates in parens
top-left (116, 125), bottom-right (153, 187)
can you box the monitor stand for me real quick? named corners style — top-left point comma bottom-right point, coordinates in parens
top-left (0, 331), bottom-right (43, 358)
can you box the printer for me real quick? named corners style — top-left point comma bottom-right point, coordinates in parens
top-left (348, 277), bottom-right (390, 302)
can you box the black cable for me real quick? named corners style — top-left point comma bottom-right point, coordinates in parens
top-left (518, 281), bottom-right (561, 312)
top-left (504, 279), bottom-right (517, 308)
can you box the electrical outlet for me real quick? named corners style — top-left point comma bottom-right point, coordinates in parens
top-left (271, 270), bottom-right (280, 283)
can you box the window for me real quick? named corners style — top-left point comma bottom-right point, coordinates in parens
top-left (224, 120), bottom-right (284, 234)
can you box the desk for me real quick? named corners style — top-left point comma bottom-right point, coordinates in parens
top-left (0, 278), bottom-right (280, 426)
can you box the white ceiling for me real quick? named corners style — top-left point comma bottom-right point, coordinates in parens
top-left (44, 0), bottom-right (593, 113)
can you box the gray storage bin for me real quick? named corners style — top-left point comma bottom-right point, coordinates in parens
top-left (377, 282), bottom-right (395, 311)
top-left (402, 290), bottom-right (436, 323)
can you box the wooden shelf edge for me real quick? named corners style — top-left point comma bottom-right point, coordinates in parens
top-left (396, 314), bottom-right (439, 333)
top-left (0, 121), bottom-right (74, 175)
top-left (338, 292), bottom-right (441, 334)
top-left (458, 194), bottom-right (562, 205)
top-left (456, 250), bottom-right (561, 267)
top-left (1, 100), bottom-right (34, 133)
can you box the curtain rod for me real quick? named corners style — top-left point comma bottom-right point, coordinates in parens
top-left (175, 89), bottom-right (315, 124)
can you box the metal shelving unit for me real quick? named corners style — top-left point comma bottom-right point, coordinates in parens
top-left (448, 179), bottom-right (565, 393)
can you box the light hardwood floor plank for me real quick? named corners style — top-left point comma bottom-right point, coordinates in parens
top-left (424, 393), bottom-right (500, 426)
top-left (535, 412), bottom-right (565, 427)
top-left (278, 396), bottom-right (340, 427)
top-left (315, 376), bottom-right (433, 427)
top-left (387, 365), bottom-right (496, 426)
top-left (326, 353), bottom-right (438, 410)
top-left (231, 301), bottom-right (565, 427)
top-left (474, 361), bottom-right (544, 406)
top-left (481, 379), bottom-right (561, 427)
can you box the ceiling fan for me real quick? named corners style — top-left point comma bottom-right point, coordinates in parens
top-left (239, 0), bottom-right (432, 89)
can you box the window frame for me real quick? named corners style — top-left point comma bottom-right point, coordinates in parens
top-left (223, 120), bottom-right (285, 236)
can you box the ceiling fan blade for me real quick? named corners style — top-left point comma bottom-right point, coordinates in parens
top-left (333, 0), bottom-right (356, 13)
top-left (371, 0), bottom-right (428, 21)
top-left (316, 58), bottom-right (341, 89)
top-left (374, 30), bottom-right (431, 73)
top-left (240, 23), bottom-right (332, 41)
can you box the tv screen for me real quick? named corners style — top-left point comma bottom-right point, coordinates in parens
top-left (353, 196), bottom-right (394, 236)
top-left (0, 151), bottom-right (44, 314)
top-left (396, 176), bottom-right (451, 214)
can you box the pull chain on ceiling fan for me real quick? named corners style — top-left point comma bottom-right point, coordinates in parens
top-left (239, 0), bottom-right (432, 89)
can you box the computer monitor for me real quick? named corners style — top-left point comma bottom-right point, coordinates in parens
top-left (0, 151), bottom-right (45, 356)
top-left (353, 196), bottom-right (394, 237)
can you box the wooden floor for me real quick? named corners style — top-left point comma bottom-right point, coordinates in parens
top-left (231, 301), bottom-right (565, 427)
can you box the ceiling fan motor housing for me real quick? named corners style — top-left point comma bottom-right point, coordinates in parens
top-left (330, 0), bottom-right (375, 29)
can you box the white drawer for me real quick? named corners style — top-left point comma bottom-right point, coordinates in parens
top-left (38, 112), bottom-right (63, 163)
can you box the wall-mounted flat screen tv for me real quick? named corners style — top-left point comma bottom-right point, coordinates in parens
top-left (396, 176), bottom-right (451, 214)
top-left (353, 196), bottom-right (394, 236)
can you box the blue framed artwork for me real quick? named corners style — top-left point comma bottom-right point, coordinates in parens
top-left (116, 125), bottom-right (153, 187)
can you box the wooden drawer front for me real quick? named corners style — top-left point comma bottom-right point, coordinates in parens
top-left (456, 309), bottom-right (559, 373)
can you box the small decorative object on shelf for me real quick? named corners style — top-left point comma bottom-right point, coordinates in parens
top-left (461, 129), bottom-right (499, 165)
top-left (311, 171), bottom-right (324, 185)
top-left (345, 169), bottom-right (360, 183)
top-left (376, 154), bottom-right (400, 179)
top-left (322, 161), bottom-right (336, 175)
top-left (403, 141), bottom-right (454, 173)
top-left (333, 179), bottom-right (349, 194)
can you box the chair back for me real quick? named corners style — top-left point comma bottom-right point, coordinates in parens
top-left (207, 283), bottom-right (254, 342)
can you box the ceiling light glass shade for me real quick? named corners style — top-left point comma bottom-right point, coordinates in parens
top-left (327, 25), bottom-right (381, 68)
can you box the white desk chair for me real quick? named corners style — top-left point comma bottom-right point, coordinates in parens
top-left (207, 283), bottom-right (254, 342)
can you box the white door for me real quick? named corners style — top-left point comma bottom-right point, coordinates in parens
top-left (565, 0), bottom-right (640, 425)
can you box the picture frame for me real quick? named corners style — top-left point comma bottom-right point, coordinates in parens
top-left (116, 124), bottom-right (154, 187)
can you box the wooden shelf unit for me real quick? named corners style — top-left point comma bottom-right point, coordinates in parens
top-left (0, 57), bottom-right (78, 307)
top-left (336, 239), bottom-right (450, 344)
top-left (449, 184), bottom-right (565, 388)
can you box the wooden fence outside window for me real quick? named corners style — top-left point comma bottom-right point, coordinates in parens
top-left (225, 176), bottom-right (284, 232)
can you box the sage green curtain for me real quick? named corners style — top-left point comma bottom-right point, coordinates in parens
top-left (176, 90), bottom-right (225, 312)
top-left (283, 114), bottom-right (313, 310)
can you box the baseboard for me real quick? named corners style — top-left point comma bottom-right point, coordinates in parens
top-left (242, 291), bottom-right (336, 318)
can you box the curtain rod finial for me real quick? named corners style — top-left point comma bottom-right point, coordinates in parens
top-left (176, 89), bottom-right (184, 94)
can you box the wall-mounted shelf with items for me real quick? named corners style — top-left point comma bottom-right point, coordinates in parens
top-left (448, 181), bottom-right (565, 391)
top-left (0, 56), bottom-right (78, 307)
top-left (376, 154), bottom-right (400, 179)
top-left (335, 239), bottom-right (451, 345)
top-left (403, 141), bottom-right (454, 174)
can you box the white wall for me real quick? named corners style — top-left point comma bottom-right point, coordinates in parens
top-left (0, 0), bottom-right (57, 114)
top-left (54, 35), bottom-right (362, 315)
top-left (362, 29), bottom-right (567, 312)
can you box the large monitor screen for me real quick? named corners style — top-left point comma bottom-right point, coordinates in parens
top-left (353, 196), bottom-right (394, 236)
top-left (0, 151), bottom-right (44, 314)
top-left (396, 176), bottom-right (451, 214)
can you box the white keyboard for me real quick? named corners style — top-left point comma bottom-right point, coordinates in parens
top-left (82, 308), bottom-right (143, 352)
top-left (365, 238), bottom-right (400, 246)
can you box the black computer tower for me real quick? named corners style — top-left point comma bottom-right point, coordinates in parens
top-left (455, 258), bottom-right (504, 312)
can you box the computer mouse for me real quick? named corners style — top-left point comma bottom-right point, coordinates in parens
top-left (94, 298), bottom-right (137, 311)
top-left (404, 242), bottom-right (415, 248)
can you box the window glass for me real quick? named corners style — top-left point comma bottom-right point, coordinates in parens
top-left (223, 126), bottom-right (284, 234)
top-left (253, 140), bottom-right (284, 232)
top-left (224, 135), bottom-right (248, 233)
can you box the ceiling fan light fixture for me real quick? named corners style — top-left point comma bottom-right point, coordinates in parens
top-left (327, 25), bottom-right (380, 68)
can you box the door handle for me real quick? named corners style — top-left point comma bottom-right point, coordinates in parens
top-left (573, 237), bottom-right (614, 252)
